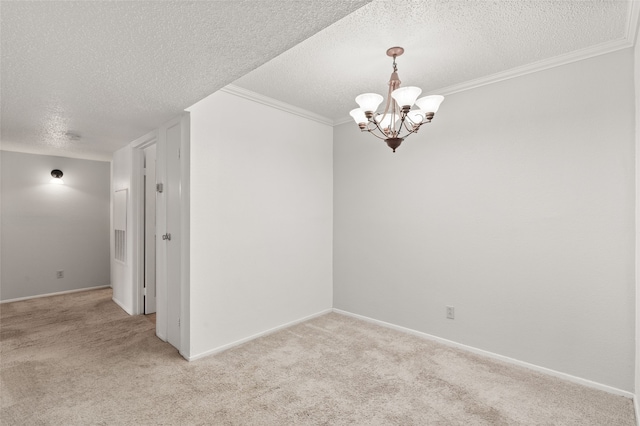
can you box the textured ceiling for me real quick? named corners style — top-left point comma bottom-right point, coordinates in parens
top-left (0, 1), bottom-right (369, 161)
top-left (233, 0), bottom-right (636, 122)
top-left (1, 1), bottom-right (637, 161)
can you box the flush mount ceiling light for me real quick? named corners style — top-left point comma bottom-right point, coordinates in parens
top-left (65, 131), bottom-right (81, 141)
top-left (350, 47), bottom-right (444, 152)
top-left (50, 169), bottom-right (64, 184)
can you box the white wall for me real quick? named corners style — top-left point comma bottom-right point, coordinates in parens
top-left (187, 90), bottom-right (333, 359)
top-left (1, 151), bottom-right (110, 301)
top-left (111, 144), bottom-right (134, 313)
top-left (334, 49), bottom-right (635, 392)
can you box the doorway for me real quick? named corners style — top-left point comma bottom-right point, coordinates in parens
top-left (131, 113), bottom-right (189, 357)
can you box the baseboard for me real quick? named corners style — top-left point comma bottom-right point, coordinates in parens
top-left (634, 395), bottom-right (639, 426)
top-left (333, 309), bottom-right (634, 400)
top-left (0, 285), bottom-right (111, 304)
top-left (187, 308), bottom-right (333, 362)
top-left (111, 295), bottom-right (134, 315)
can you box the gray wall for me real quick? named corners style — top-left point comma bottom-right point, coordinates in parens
top-left (1, 151), bottom-right (111, 300)
top-left (333, 49), bottom-right (635, 392)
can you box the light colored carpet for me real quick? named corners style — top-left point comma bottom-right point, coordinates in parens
top-left (0, 288), bottom-right (635, 425)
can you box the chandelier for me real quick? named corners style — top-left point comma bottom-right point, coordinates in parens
top-left (349, 47), bottom-right (444, 152)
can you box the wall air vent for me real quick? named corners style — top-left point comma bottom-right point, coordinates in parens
top-left (114, 189), bottom-right (127, 263)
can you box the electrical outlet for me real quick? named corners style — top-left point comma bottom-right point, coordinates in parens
top-left (446, 306), bottom-right (455, 319)
top-left (56, 270), bottom-right (64, 279)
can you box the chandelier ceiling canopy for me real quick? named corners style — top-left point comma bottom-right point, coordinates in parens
top-left (350, 47), bottom-right (444, 152)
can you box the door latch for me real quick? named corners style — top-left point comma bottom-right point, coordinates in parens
top-left (162, 233), bottom-right (171, 241)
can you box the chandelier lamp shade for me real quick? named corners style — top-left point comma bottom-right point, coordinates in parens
top-left (350, 47), bottom-right (444, 152)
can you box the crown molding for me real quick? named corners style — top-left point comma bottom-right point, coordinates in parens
top-left (425, 1), bottom-right (640, 97)
top-left (337, 1), bottom-right (640, 125)
top-left (228, 3), bottom-right (640, 128)
top-left (220, 84), bottom-right (333, 126)
top-left (435, 38), bottom-right (635, 97)
top-left (334, 38), bottom-right (633, 125)
top-left (626, 0), bottom-right (640, 45)
top-left (333, 116), bottom-right (353, 126)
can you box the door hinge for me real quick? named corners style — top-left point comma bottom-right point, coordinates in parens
top-left (178, 317), bottom-right (181, 327)
top-left (178, 148), bottom-right (181, 159)
top-left (156, 183), bottom-right (163, 193)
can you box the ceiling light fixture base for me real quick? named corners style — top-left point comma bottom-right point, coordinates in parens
top-left (50, 169), bottom-right (64, 185)
top-left (386, 137), bottom-right (403, 152)
top-left (386, 46), bottom-right (404, 57)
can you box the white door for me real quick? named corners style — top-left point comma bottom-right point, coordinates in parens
top-left (144, 145), bottom-right (157, 314)
top-left (154, 114), bottom-right (187, 352)
top-left (165, 121), bottom-right (182, 349)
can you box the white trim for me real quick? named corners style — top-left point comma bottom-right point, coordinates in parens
top-left (179, 113), bottom-right (191, 359)
top-left (333, 116), bottom-right (353, 127)
top-left (334, 39), bottom-right (631, 125)
top-left (220, 84), bottom-right (333, 127)
top-left (112, 295), bottom-right (135, 315)
top-left (336, 2), bottom-right (640, 125)
top-left (626, 0), bottom-right (640, 46)
top-left (333, 309), bottom-right (634, 400)
top-left (155, 121), bottom-right (168, 340)
top-left (435, 39), bottom-right (634, 97)
top-left (131, 131), bottom-right (158, 151)
top-left (130, 129), bottom-right (158, 317)
top-left (132, 148), bottom-right (145, 316)
top-left (635, 3), bottom-right (640, 420)
top-left (429, 2), bottom-right (639, 97)
top-left (0, 285), bottom-right (111, 304)
top-left (186, 308), bottom-right (333, 361)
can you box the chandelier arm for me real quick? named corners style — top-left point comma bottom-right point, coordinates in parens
top-left (401, 119), bottom-right (414, 133)
top-left (402, 120), bottom-right (423, 136)
top-left (397, 106), bottom-right (410, 137)
top-left (365, 128), bottom-right (391, 141)
top-left (396, 98), bottom-right (406, 136)
top-left (402, 116), bottom-right (414, 130)
top-left (366, 118), bottom-right (390, 138)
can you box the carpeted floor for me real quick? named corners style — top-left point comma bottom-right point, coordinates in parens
top-left (0, 288), bottom-right (635, 425)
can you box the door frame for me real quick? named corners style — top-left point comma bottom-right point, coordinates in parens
top-left (132, 133), bottom-right (157, 317)
top-left (130, 113), bottom-right (190, 358)
top-left (143, 143), bottom-right (157, 314)
top-left (178, 114), bottom-right (191, 358)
